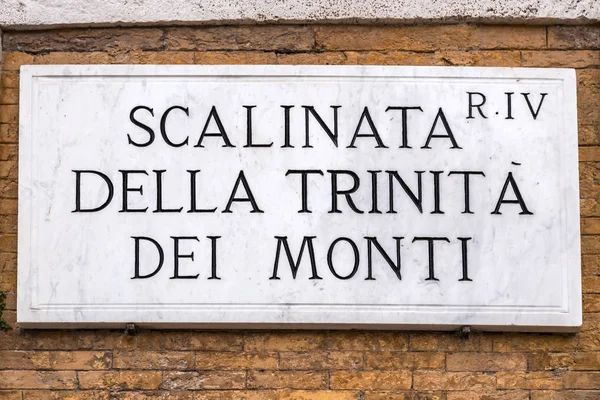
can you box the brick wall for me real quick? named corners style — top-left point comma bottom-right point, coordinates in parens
top-left (0, 25), bottom-right (598, 399)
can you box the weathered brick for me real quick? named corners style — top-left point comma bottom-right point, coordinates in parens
top-left (492, 334), bottom-right (577, 352)
top-left (0, 145), bottom-right (17, 162)
top-left (236, 26), bottom-right (315, 51)
top-left (564, 372), bottom-right (600, 389)
top-left (363, 392), bottom-right (443, 400)
top-left (0, 106), bottom-right (18, 124)
top-left (549, 26), bottom-right (600, 49)
top-left (0, 125), bottom-right (18, 144)
top-left (0, 215), bottom-right (18, 234)
top-left (497, 371), bottom-right (564, 390)
top-left (1, 53), bottom-right (34, 71)
top-left (435, 50), bottom-right (521, 67)
top-left (0, 252), bottom-right (17, 271)
top-left (113, 350), bottom-right (193, 370)
top-left (278, 390), bottom-right (359, 400)
top-left (195, 51), bottom-right (277, 65)
top-left (579, 314), bottom-right (600, 350)
top-left (365, 352), bottom-right (445, 370)
top-left (32, 52), bottom-right (113, 65)
top-left (78, 371), bottom-right (162, 390)
top-left (522, 51), bottom-right (600, 68)
top-left (446, 391), bottom-right (529, 400)
top-left (344, 51), bottom-right (442, 66)
top-left (330, 371), bottom-right (412, 390)
top-left (166, 26), bottom-right (314, 51)
top-left (195, 352), bottom-right (278, 370)
top-left (582, 255), bottom-right (600, 275)
top-left (531, 352), bottom-right (600, 371)
top-left (0, 270), bottom-right (16, 290)
top-left (245, 332), bottom-right (325, 352)
top-left (0, 351), bottom-right (111, 370)
top-left (317, 25), bottom-right (478, 51)
top-left (22, 391), bottom-right (110, 400)
top-left (0, 235), bottom-right (17, 253)
top-left (584, 294), bottom-right (600, 312)
top-left (409, 333), bottom-right (488, 352)
top-left (477, 26), bottom-right (547, 49)
top-left (0, 392), bottom-right (21, 400)
top-left (583, 276), bottom-right (600, 293)
top-left (531, 390), bottom-right (600, 400)
top-left (447, 353), bottom-right (527, 371)
top-left (0, 371), bottom-right (77, 389)
top-left (161, 371), bottom-right (246, 390)
top-left (0, 89), bottom-right (18, 105)
top-left (413, 372), bottom-right (496, 391)
top-left (279, 351), bottom-right (362, 370)
top-left (163, 332), bottom-right (243, 351)
top-left (112, 391), bottom-right (277, 400)
top-left (582, 218), bottom-right (600, 235)
top-left (116, 51), bottom-right (195, 64)
top-left (247, 371), bottom-right (327, 390)
top-left (0, 72), bottom-right (19, 89)
top-left (580, 148), bottom-right (600, 163)
top-left (4, 29), bottom-right (164, 53)
top-left (327, 332), bottom-right (407, 351)
top-left (277, 52), bottom-right (348, 65)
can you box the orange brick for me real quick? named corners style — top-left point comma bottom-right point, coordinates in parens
top-left (0, 270), bottom-right (16, 290)
top-left (436, 51), bottom-right (521, 67)
top-left (413, 372), bottom-right (496, 391)
top-left (584, 294), bottom-right (600, 312)
top-left (22, 391), bottom-right (110, 400)
top-left (447, 353), bottom-right (527, 371)
top-left (316, 25), bottom-right (478, 51)
top-left (1, 53), bottom-right (34, 71)
top-left (161, 371), bottom-right (246, 390)
top-left (277, 52), bottom-right (348, 65)
top-left (477, 26), bottom-right (546, 49)
top-left (582, 218), bottom-right (600, 235)
top-left (522, 51), bottom-right (600, 68)
top-left (0, 351), bottom-right (111, 370)
top-left (244, 332), bottom-right (325, 352)
top-left (0, 106), bottom-right (18, 124)
top-left (583, 276), bottom-right (600, 293)
top-left (492, 334), bottom-right (577, 352)
top-left (278, 390), bottom-right (359, 400)
top-left (327, 332), bottom-right (407, 351)
top-left (0, 125), bottom-right (18, 144)
top-left (582, 255), bottom-right (600, 275)
top-left (165, 27), bottom-right (238, 50)
top-left (0, 252), bottom-right (17, 272)
top-left (344, 51), bottom-right (443, 66)
top-left (363, 392), bottom-right (443, 400)
top-left (247, 371), bottom-right (327, 390)
top-left (0, 89), bottom-right (18, 105)
top-left (497, 372), bottom-right (564, 390)
top-left (330, 371), bottom-right (412, 390)
top-left (195, 352), bottom-right (278, 370)
top-left (409, 332), bottom-right (488, 352)
top-left (531, 390), bottom-right (600, 400)
top-left (0, 145), bottom-right (17, 162)
top-left (0, 215), bottom-right (18, 234)
top-left (564, 372), bottom-right (600, 389)
top-left (580, 147), bottom-right (600, 162)
top-left (163, 332), bottom-right (243, 351)
top-left (364, 352), bottom-right (445, 370)
top-left (33, 52), bottom-right (113, 65)
top-left (0, 72), bottom-right (19, 89)
top-left (116, 51), bottom-right (195, 64)
top-left (446, 391), bottom-right (529, 400)
top-left (0, 235), bottom-right (17, 253)
top-left (279, 351), bottom-right (362, 370)
top-left (78, 371), bottom-right (162, 390)
top-left (113, 350), bottom-right (192, 370)
top-left (112, 391), bottom-right (277, 400)
top-left (0, 371), bottom-right (77, 389)
top-left (194, 51), bottom-right (277, 65)
top-left (0, 392), bottom-right (21, 400)
top-left (548, 26), bottom-right (600, 49)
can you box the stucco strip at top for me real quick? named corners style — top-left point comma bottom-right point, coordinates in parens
top-left (0, 0), bottom-right (599, 29)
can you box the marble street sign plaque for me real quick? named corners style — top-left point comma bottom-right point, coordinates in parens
top-left (17, 65), bottom-right (581, 331)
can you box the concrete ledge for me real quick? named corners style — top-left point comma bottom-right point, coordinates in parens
top-left (1, 0), bottom-right (599, 29)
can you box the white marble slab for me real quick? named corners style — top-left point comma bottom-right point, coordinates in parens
top-left (17, 65), bottom-right (581, 331)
